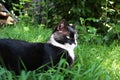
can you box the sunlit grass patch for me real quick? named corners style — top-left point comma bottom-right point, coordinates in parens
top-left (0, 23), bottom-right (52, 42)
top-left (75, 43), bottom-right (120, 80)
top-left (101, 45), bottom-right (120, 79)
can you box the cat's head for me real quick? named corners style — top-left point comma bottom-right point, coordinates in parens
top-left (49, 19), bottom-right (77, 50)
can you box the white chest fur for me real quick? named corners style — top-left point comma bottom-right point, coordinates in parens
top-left (48, 35), bottom-right (77, 62)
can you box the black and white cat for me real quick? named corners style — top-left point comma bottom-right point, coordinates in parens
top-left (0, 19), bottom-right (77, 74)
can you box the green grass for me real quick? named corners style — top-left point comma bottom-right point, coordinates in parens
top-left (0, 22), bottom-right (120, 80)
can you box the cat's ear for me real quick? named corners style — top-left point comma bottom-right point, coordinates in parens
top-left (57, 19), bottom-right (67, 32)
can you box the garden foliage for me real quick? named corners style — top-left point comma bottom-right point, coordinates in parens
top-left (1, 0), bottom-right (120, 43)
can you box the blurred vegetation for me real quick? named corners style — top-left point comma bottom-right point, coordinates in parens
top-left (1, 0), bottom-right (120, 43)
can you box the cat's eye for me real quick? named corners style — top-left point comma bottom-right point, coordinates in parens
top-left (66, 36), bottom-right (70, 39)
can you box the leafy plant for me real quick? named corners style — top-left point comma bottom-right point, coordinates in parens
top-left (77, 17), bottom-right (103, 43)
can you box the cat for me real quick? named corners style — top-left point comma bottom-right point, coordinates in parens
top-left (0, 19), bottom-right (77, 74)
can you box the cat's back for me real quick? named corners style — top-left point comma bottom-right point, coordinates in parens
top-left (0, 39), bottom-right (29, 45)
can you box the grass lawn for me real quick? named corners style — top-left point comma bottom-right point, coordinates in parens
top-left (0, 22), bottom-right (120, 80)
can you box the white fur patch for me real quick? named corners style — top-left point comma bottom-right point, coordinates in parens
top-left (48, 35), bottom-right (77, 62)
